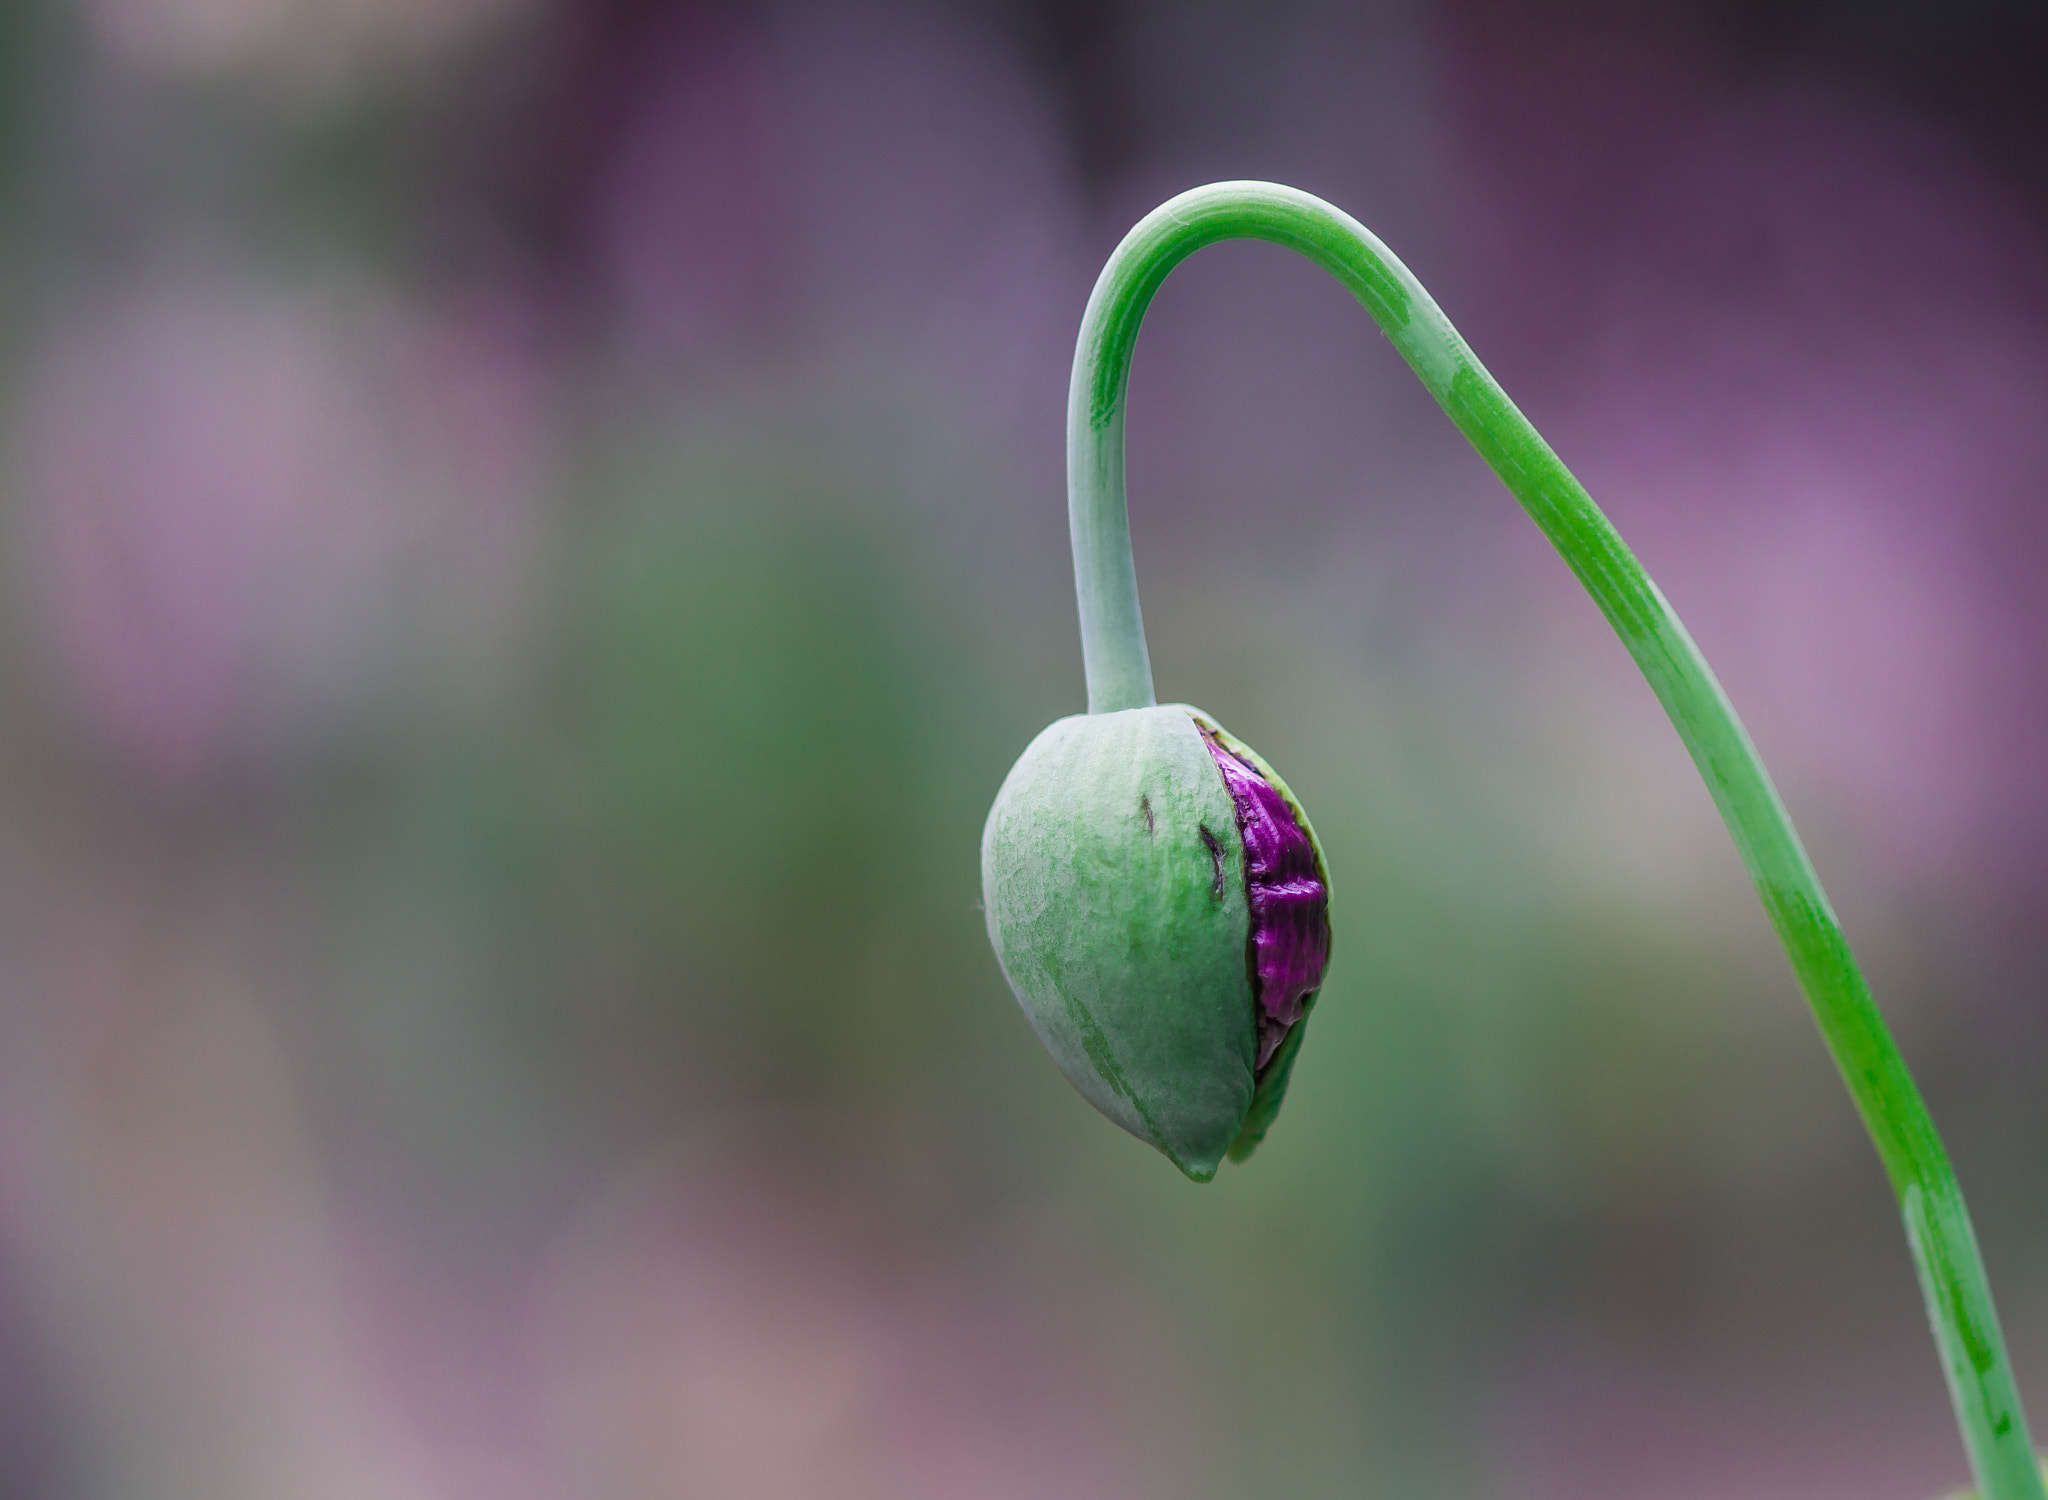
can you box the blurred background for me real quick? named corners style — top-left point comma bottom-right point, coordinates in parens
top-left (1, 0), bottom-right (2046, 1495)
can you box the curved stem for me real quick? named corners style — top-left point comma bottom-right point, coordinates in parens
top-left (1069, 180), bottom-right (2043, 1499)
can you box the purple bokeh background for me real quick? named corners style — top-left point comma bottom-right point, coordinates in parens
top-left (1, 2), bottom-right (2046, 1496)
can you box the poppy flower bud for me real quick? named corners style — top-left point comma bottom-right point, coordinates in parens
top-left (981, 703), bottom-right (1330, 1180)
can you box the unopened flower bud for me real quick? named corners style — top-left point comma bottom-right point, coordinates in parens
top-left (981, 704), bottom-right (1330, 1180)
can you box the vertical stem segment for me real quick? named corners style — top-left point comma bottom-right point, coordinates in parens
top-left (1069, 180), bottom-right (2042, 1499)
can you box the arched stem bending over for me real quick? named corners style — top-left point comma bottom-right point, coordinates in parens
top-left (1068, 180), bottom-right (2043, 1500)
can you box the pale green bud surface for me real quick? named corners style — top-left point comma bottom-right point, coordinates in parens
top-left (980, 704), bottom-right (1326, 1181)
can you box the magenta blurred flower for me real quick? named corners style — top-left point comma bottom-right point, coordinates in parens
top-left (593, 2), bottom-right (1077, 431)
top-left (17, 279), bottom-right (548, 784)
top-left (82, 0), bottom-right (530, 87)
top-left (1551, 82), bottom-right (2048, 875)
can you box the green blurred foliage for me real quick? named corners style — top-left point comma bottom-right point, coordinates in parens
top-left (2, 3), bottom-right (2045, 1497)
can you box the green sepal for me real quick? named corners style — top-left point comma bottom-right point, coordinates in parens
top-left (982, 705), bottom-right (1256, 1180)
top-left (1227, 1010), bottom-right (1312, 1162)
top-left (1177, 704), bottom-right (1332, 1164)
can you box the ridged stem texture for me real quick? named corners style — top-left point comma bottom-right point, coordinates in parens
top-left (1067, 180), bottom-right (2042, 1500)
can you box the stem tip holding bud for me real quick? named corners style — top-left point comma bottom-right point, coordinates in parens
top-left (978, 178), bottom-right (2044, 1497)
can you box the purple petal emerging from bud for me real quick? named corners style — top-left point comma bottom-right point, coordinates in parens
top-left (1204, 732), bottom-right (1330, 1071)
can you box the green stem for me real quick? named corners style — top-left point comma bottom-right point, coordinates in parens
top-left (1069, 180), bottom-right (2042, 1499)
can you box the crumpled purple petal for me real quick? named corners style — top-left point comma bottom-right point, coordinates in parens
top-left (1204, 732), bottom-right (1330, 1071)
